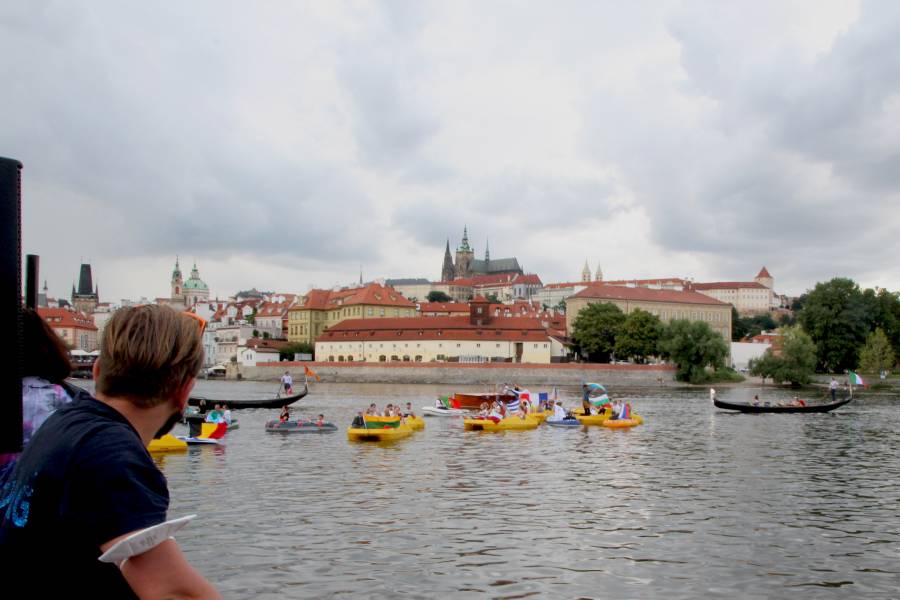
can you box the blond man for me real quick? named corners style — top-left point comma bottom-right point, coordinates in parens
top-left (0, 305), bottom-right (220, 598)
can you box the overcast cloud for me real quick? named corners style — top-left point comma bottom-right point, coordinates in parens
top-left (2, 0), bottom-right (898, 301)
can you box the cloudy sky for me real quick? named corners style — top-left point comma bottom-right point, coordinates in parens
top-left (3, 0), bottom-right (899, 302)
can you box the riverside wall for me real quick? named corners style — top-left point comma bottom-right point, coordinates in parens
top-left (231, 361), bottom-right (678, 386)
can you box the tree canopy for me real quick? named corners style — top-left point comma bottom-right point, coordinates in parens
top-left (859, 328), bottom-right (895, 374)
top-left (614, 309), bottom-right (663, 363)
top-left (749, 326), bottom-right (817, 385)
top-left (571, 302), bottom-right (625, 363)
top-left (797, 278), bottom-right (872, 372)
top-left (426, 290), bottom-right (453, 303)
top-left (657, 319), bottom-right (729, 383)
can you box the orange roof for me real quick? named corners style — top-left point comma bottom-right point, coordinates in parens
top-left (418, 302), bottom-right (469, 313)
top-left (571, 283), bottom-right (727, 306)
top-left (756, 266), bottom-right (772, 278)
top-left (291, 283), bottom-right (415, 312)
top-left (38, 307), bottom-right (97, 331)
top-left (692, 282), bottom-right (768, 290)
top-left (316, 316), bottom-right (551, 343)
top-left (604, 278), bottom-right (687, 287)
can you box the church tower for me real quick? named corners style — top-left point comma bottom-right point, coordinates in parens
top-left (581, 260), bottom-right (591, 283)
top-left (72, 263), bottom-right (99, 315)
top-left (171, 257), bottom-right (184, 303)
top-left (441, 239), bottom-right (455, 282)
top-left (182, 261), bottom-right (210, 308)
top-left (754, 266), bottom-right (773, 289)
top-left (595, 262), bottom-right (603, 282)
top-left (455, 226), bottom-right (474, 278)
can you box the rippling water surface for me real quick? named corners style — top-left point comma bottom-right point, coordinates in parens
top-left (122, 381), bottom-right (899, 599)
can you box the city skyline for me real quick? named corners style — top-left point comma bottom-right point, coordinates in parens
top-left (4, 1), bottom-right (900, 301)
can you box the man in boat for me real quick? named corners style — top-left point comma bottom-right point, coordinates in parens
top-left (830, 377), bottom-right (838, 402)
top-left (0, 305), bottom-right (220, 598)
top-left (403, 402), bottom-right (416, 418)
top-left (281, 371), bottom-right (294, 395)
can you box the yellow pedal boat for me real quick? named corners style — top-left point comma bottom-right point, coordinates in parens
top-left (463, 415), bottom-right (540, 431)
top-left (148, 434), bottom-right (188, 452)
top-left (574, 408), bottom-right (614, 426)
top-left (601, 415), bottom-right (644, 428)
top-left (405, 415), bottom-right (426, 431)
top-left (348, 415), bottom-right (415, 442)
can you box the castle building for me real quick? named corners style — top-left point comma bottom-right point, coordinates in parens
top-left (440, 227), bottom-right (523, 281)
top-left (691, 267), bottom-right (777, 315)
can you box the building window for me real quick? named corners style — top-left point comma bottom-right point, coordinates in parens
top-left (379, 355), bottom-right (387, 362)
top-left (415, 355), bottom-right (422, 362)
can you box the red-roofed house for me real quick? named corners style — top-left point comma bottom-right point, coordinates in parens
top-left (691, 267), bottom-right (776, 315)
top-left (315, 302), bottom-right (553, 363)
top-left (567, 284), bottom-right (732, 341)
top-left (39, 307), bottom-right (99, 351)
top-left (287, 283), bottom-right (417, 345)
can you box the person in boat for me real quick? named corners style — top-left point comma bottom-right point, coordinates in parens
top-left (752, 395), bottom-right (760, 406)
top-left (351, 411), bottom-right (365, 428)
top-left (477, 402), bottom-right (490, 417)
top-left (279, 406), bottom-right (291, 423)
top-left (549, 400), bottom-right (568, 422)
top-left (0, 305), bottom-right (220, 598)
top-left (205, 404), bottom-right (224, 423)
top-left (487, 401), bottom-right (503, 422)
top-left (516, 401), bottom-right (529, 420)
top-left (830, 377), bottom-right (838, 402)
top-left (608, 399), bottom-right (622, 420)
top-left (222, 404), bottom-right (232, 425)
top-left (0, 308), bottom-right (76, 472)
top-left (403, 402), bottom-right (415, 418)
top-left (197, 398), bottom-right (208, 415)
top-left (315, 414), bottom-right (326, 427)
top-left (366, 403), bottom-right (378, 416)
top-left (281, 371), bottom-right (294, 395)
top-left (791, 396), bottom-right (806, 407)
top-left (383, 403), bottom-right (394, 417)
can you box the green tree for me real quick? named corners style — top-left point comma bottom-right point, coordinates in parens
top-left (485, 293), bottom-right (500, 303)
top-left (797, 278), bottom-right (871, 372)
top-left (571, 302), bottom-right (626, 362)
top-left (862, 288), bottom-right (900, 359)
top-left (858, 328), bottom-right (895, 374)
top-left (426, 290), bottom-right (453, 303)
top-left (731, 307), bottom-right (748, 341)
top-left (614, 309), bottom-right (663, 363)
top-left (749, 326), bottom-right (817, 385)
top-left (657, 319), bottom-right (729, 383)
top-left (279, 342), bottom-right (314, 361)
top-left (252, 329), bottom-right (260, 338)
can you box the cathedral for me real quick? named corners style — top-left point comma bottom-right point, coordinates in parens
top-left (441, 227), bottom-right (523, 281)
top-left (169, 257), bottom-right (209, 309)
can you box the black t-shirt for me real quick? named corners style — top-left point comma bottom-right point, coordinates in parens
top-left (0, 389), bottom-right (169, 598)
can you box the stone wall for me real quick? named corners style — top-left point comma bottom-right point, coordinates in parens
top-left (235, 361), bottom-right (677, 386)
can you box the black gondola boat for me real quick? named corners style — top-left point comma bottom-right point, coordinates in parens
top-left (188, 382), bottom-right (308, 410)
top-left (710, 388), bottom-right (852, 414)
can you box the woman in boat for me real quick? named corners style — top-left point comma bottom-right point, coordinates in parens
top-left (366, 403), bottom-right (378, 416)
top-left (315, 414), bottom-right (326, 427)
top-left (549, 400), bottom-right (568, 422)
top-left (279, 405), bottom-right (291, 423)
top-left (516, 401), bottom-right (529, 420)
top-left (487, 401), bottom-right (503, 423)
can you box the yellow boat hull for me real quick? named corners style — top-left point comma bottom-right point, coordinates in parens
top-left (574, 408), bottom-right (614, 426)
top-left (148, 434), bottom-right (188, 452)
top-left (348, 423), bottom-right (414, 442)
top-left (405, 415), bottom-right (426, 431)
top-left (601, 415), bottom-right (644, 428)
top-left (463, 416), bottom-right (540, 431)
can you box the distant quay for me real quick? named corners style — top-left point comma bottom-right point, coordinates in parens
top-left (234, 361), bottom-right (677, 386)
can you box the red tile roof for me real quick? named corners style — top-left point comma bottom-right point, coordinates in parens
top-left (418, 302), bottom-right (470, 313)
top-left (756, 266), bottom-right (772, 278)
top-left (316, 316), bottom-right (551, 343)
top-left (692, 281), bottom-right (768, 290)
top-left (570, 283), bottom-right (727, 306)
top-left (245, 338), bottom-right (291, 350)
top-left (38, 308), bottom-right (97, 331)
top-left (292, 284), bottom-right (415, 311)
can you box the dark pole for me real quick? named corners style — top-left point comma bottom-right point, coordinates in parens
top-left (26, 254), bottom-right (39, 309)
top-left (0, 157), bottom-right (23, 454)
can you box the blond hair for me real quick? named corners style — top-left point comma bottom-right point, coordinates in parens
top-left (96, 305), bottom-right (203, 407)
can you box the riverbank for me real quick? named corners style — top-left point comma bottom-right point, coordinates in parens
top-left (232, 361), bottom-right (678, 386)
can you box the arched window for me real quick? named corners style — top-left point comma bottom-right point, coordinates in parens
top-left (379, 355), bottom-right (387, 362)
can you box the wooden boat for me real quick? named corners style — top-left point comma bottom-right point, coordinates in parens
top-left (449, 391), bottom-right (517, 409)
top-left (711, 388), bottom-right (852, 414)
top-left (189, 382), bottom-right (308, 410)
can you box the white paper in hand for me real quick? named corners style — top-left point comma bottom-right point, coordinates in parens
top-left (98, 514), bottom-right (196, 564)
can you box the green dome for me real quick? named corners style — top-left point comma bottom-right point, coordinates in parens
top-left (184, 278), bottom-right (208, 290)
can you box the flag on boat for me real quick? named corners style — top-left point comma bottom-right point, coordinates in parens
top-left (304, 365), bottom-right (321, 381)
top-left (848, 371), bottom-right (866, 387)
top-left (504, 397), bottom-right (520, 412)
top-left (590, 393), bottom-right (610, 407)
top-left (584, 382), bottom-right (607, 397)
top-left (538, 392), bottom-right (549, 402)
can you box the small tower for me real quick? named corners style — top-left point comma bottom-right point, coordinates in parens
top-left (485, 238), bottom-right (490, 265)
top-left (754, 266), bottom-right (773, 289)
top-left (171, 257), bottom-right (184, 302)
top-left (441, 239), bottom-right (455, 282)
top-left (72, 263), bottom-right (99, 315)
top-left (595, 262), bottom-right (603, 282)
top-left (581, 260), bottom-right (592, 283)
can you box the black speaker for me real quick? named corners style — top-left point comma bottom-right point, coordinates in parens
top-left (0, 157), bottom-right (23, 454)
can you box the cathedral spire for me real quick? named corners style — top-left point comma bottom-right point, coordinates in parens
top-left (441, 239), bottom-right (455, 282)
top-left (595, 262), bottom-right (603, 282)
top-left (459, 225), bottom-right (471, 252)
top-left (485, 238), bottom-right (490, 263)
top-left (582, 260), bottom-right (591, 283)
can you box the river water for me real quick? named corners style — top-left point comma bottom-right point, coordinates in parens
top-left (94, 381), bottom-right (900, 598)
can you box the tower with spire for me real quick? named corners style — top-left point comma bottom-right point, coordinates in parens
top-left (595, 262), bottom-right (603, 282)
top-left (441, 239), bottom-right (455, 282)
top-left (581, 260), bottom-right (592, 283)
top-left (72, 263), bottom-right (99, 315)
top-left (454, 226), bottom-right (475, 279)
top-left (171, 257), bottom-right (184, 303)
